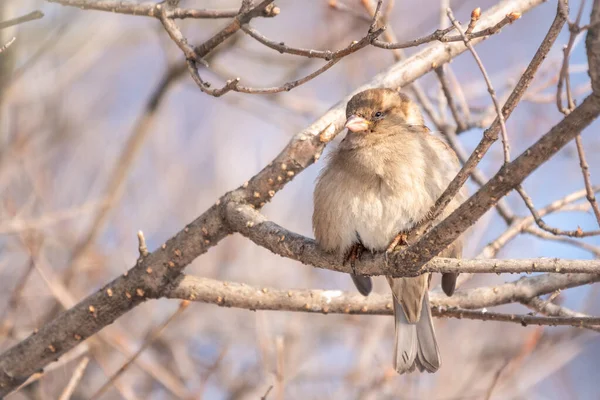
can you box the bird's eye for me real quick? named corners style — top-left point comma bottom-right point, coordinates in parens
top-left (374, 111), bottom-right (383, 118)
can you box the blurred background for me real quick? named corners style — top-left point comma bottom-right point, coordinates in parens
top-left (0, 0), bottom-right (599, 398)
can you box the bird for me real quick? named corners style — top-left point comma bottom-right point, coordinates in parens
top-left (312, 88), bottom-right (467, 373)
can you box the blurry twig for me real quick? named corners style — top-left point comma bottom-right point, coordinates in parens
top-left (261, 385), bottom-right (274, 400)
top-left (484, 360), bottom-right (509, 400)
top-left (435, 66), bottom-right (468, 132)
top-left (60, 64), bottom-right (186, 287)
top-left (0, 11), bottom-right (43, 30)
top-left (58, 357), bottom-right (90, 400)
top-left (327, 0), bottom-right (372, 22)
top-left (89, 301), bottom-right (190, 400)
top-left (523, 296), bottom-right (600, 332)
top-left (0, 200), bottom-right (105, 234)
top-left (0, 37), bottom-right (15, 54)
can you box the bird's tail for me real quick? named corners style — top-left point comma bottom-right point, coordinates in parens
top-left (351, 274), bottom-right (373, 296)
top-left (393, 292), bottom-right (440, 373)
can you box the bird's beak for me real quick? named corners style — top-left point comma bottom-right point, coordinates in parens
top-left (344, 115), bottom-right (370, 133)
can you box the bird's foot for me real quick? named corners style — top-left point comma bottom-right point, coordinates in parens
top-left (343, 242), bottom-right (365, 275)
top-left (384, 232), bottom-right (408, 265)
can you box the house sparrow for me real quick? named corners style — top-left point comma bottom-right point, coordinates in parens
top-left (312, 88), bottom-right (466, 373)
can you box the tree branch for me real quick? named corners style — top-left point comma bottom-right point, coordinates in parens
top-left (167, 275), bottom-right (600, 329)
top-left (45, 0), bottom-right (278, 19)
top-left (225, 202), bottom-right (600, 276)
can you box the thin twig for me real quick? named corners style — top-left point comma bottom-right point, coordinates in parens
top-left (574, 136), bottom-right (600, 226)
top-left (523, 226), bottom-right (600, 257)
top-left (360, 0), bottom-right (445, 130)
top-left (174, 1), bottom-right (384, 96)
top-left (58, 357), bottom-right (90, 400)
top-left (515, 185), bottom-right (600, 237)
top-left (447, 7), bottom-right (511, 163)
top-left (0, 37), bottom-right (16, 54)
top-left (89, 301), bottom-right (190, 400)
top-left (261, 385), bottom-right (274, 400)
top-left (227, 203), bottom-right (600, 276)
top-left (435, 66), bottom-right (468, 132)
top-left (46, 0), bottom-right (278, 20)
top-left (484, 361), bottom-right (509, 400)
top-left (413, 3), bottom-right (567, 243)
top-left (557, 0), bottom-right (585, 113)
top-left (371, 11), bottom-right (520, 49)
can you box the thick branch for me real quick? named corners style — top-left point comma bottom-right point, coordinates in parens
top-left (226, 203), bottom-right (600, 276)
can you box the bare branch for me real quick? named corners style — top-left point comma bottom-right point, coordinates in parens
top-left (523, 296), bottom-right (600, 332)
top-left (515, 185), bottom-right (600, 237)
top-left (447, 7), bottom-right (511, 163)
top-left (371, 9), bottom-right (520, 50)
top-left (574, 136), bottom-right (600, 226)
top-left (46, 0), bottom-right (278, 20)
top-left (523, 226), bottom-right (600, 257)
top-left (425, 3), bottom-right (567, 228)
top-left (167, 275), bottom-right (600, 329)
top-left (193, 0), bottom-right (277, 59)
top-left (435, 308), bottom-right (600, 328)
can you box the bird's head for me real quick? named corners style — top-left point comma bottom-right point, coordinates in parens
top-left (344, 88), bottom-right (424, 134)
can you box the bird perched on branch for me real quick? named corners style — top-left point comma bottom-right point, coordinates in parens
top-left (312, 88), bottom-right (466, 373)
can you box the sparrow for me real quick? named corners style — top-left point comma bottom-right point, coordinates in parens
top-left (312, 88), bottom-right (466, 373)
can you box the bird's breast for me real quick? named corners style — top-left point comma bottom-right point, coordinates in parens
top-left (314, 163), bottom-right (436, 254)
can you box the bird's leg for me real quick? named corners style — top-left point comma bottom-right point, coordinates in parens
top-left (343, 242), bottom-right (366, 275)
top-left (385, 232), bottom-right (408, 264)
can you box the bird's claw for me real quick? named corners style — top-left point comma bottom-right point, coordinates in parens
top-left (385, 232), bottom-right (408, 265)
top-left (343, 243), bottom-right (365, 275)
